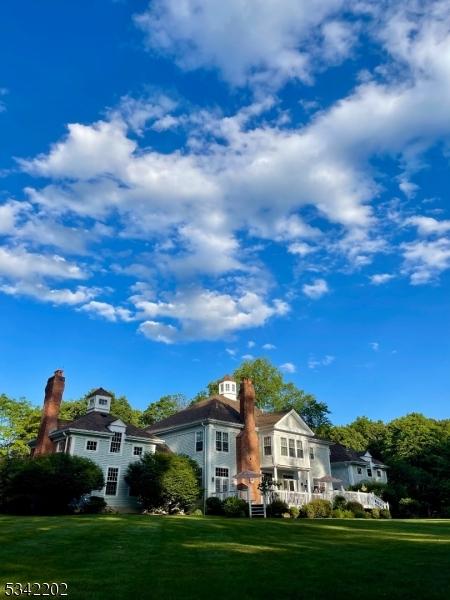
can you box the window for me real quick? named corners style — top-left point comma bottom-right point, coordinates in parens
top-left (215, 467), bottom-right (229, 493)
top-left (280, 437), bottom-right (288, 456)
top-left (99, 398), bottom-right (108, 406)
top-left (133, 446), bottom-right (143, 456)
top-left (263, 436), bottom-right (272, 456)
top-left (86, 440), bottom-right (97, 452)
top-left (282, 475), bottom-right (295, 492)
top-left (309, 446), bottom-right (315, 460)
top-left (357, 467), bottom-right (362, 475)
top-left (105, 467), bottom-right (119, 496)
top-left (89, 399), bottom-right (95, 408)
top-left (56, 440), bottom-right (65, 453)
top-left (110, 431), bottom-right (122, 453)
top-left (225, 383), bottom-right (230, 391)
top-left (296, 440), bottom-right (304, 458)
top-left (288, 439), bottom-right (296, 458)
top-left (376, 469), bottom-right (382, 478)
top-left (367, 468), bottom-right (372, 477)
top-left (216, 431), bottom-right (229, 452)
top-left (195, 430), bottom-right (204, 452)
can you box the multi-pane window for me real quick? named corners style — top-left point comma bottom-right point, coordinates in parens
top-left (280, 437), bottom-right (288, 456)
top-left (282, 475), bottom-right (295, 491)
top-left (309, 446), bottom-right (315, 460)
top-left (215, 467), bottom-right (229, 493)
top-left (376, 469), bottom-right (382, 478)
top-left (57, 440), bottom-right (65, 453)
top-left (263, 436), bottom-right (272, 456)
top-left (357, 467), bottom-right (362, 475)
top-left (105, 467), bottom-right (119, 496)
top-left (110, 432), bottom-right (122, 453)
top-left (133, 446), bottom-right (143, 456)
top-left (196, 430), bottom-right (204, 452)
top-left (86, 440), bottom-right (97, 452)
top-left (216, 431), bottom-right (229, 452)
top-left (296, 440), bottom-right (304, 458)
top-left (288, 439), bottom-right (296, 458)
top-left (367, 468), bottom-right (372, 477)
top-left (99, 398), bottom-right (108, 406)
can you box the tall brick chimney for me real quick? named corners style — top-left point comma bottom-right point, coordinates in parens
top-left (236, 378), bottom-right (261, 502)
top-left (33, 370), bottom-right (65, 456)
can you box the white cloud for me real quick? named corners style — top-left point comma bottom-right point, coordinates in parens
top-left (0, 282), bottom-right (98, 305)
top-left (405, 216), bottom-right (450, 236)
top-left (280, 362), bottom-right (296, 373)
top-left (225, 348), bottom-right (237, 357)
top-left (370, 342), bottom-right (379, 351)
top-left (242, 354), bottom-right (255, 361)
top-left (135, 0), bottom-right (350, 89)
top-left (308, 355), bottom-right (335, 369)
top-left (370, 273), bottom-right (395, 285)
top-left (79, 301), bottom-right (134, 323)
top-left (135, 288), bottom-right (289, 343)
top-left (247, 340), bottom-right (256, 348)
top-left (302, 279), bottom-right (329, 299)
top-left (401, 238), bottom-right (450, 284)
top-left (262, 343), bottom-right (276, 350)
top-left (0, 246), bottom-right (86, 281)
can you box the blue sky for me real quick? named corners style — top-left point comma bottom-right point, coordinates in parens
top-left (0, 0), bottom-right (449, 424)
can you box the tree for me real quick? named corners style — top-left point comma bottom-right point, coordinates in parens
top-left (60, 390), bottom-right (143, 426)
top-left (193, 358), bottom-right (331, 429)
top-left (125, 452), bottom-right (200, 512)
top-left (0, 395), bottom-right (41, 458)
top-left (0, 453), bottom-right (104, 514)
top-left (142, 394), bottom-right (187, 426)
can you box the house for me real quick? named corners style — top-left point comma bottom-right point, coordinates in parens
top-left (30, 370), bottom-right (164, 511)
top-left (147, 375), bottom-right (341, 506)
top-left (330, 443), bottom-right (389, 488)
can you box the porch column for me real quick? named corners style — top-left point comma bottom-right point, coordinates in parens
top-left (273, 466), bottom-right (278, 482)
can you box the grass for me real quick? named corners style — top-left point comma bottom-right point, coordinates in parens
top-left (1, 516), bottom-right (450, 599)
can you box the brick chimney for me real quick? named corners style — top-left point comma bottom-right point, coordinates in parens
top-left (236, 378), bottom-right (261, 502)
top-left (33, 370), bottom-right (65, 456)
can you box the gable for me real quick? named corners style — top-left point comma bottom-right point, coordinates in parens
top-left (274, 410), bottom-right (314, 436)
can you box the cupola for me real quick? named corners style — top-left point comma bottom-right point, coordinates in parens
top-left (218, 375), bottom-right (237, 401)
top-left (87, 387), bottom-right (113, 414)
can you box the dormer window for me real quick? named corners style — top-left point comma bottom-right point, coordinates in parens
top-left (110, 432), bottom-right (122, 453)
top-left (99, 398), bottom-right (108, 406)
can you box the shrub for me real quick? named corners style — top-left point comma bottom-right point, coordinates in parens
top-left (0, 454), bottom-right (104, 515)
top-left (205, 496), bottom-right (224, 515)
top-left (267, 499), bottom-right (289, 518)
top-left (125, 452), bottom-right (200, 513)
top-left (345, 501), bottom-right (365, 518)
top-left (379, 508), bottom-right (392, 519)
top-left (223, 496), bottom-right (248, 518)
top-left (302, 499), bottom-right (333, 518)
top-left (333, 495), bottom-right (347, 510)
top-left (191, 508), bottom-right (203, 516)
top-left (289, 506), bottom-right (300, 519)
top-left (398, 497), bottom-right (423, 518)
top-left (332, 508), bottom-right (354, 518)
top-left (371, 508), bottom-right (380, 519)
top-left (80, 496), bottom-right (107, 514)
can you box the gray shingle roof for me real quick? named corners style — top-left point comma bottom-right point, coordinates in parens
top-left (330, 443), bottom-right (387, 467)
top-left (54, 411), bottom-right (155, 439)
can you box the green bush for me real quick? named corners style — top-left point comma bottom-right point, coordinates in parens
top-left (345, 501), bottom-right (365, 518)
top-left (301, 499), bottom-right (333, 518)
top-left (81, 496), bottom-right (107, 514)
top-left (191, 508), bottom-right (203, 516)
top-left (332, 508), bottom-right (354, 518)
top-left (379, 508), bottom-right (392, 519)
top-left (205, 496), bottom-right (224, 515)
top-left (398, 497), bottom-right (423, 518)
top-left (371, 508), bottom-right (380, 519)
top-left (0, 454), bottom-right (104, 515)
top-left (223, 496), bottom-right (248, 518)
top-left (289, 506), bottom-right (300, 519)
top-left (333, 495), bottom-right (347, 510)
top-left (267, 499), bottom-right (289, 518)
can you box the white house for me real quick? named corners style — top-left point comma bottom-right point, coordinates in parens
top-left (146, 375), bottom-right (388, 510)
top-left (330, 443), bottom-right (389, 488)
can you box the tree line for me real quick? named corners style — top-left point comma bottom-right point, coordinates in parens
top-left (1, 358), bottom-right (449, 517)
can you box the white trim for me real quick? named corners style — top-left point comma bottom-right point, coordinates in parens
top-left (132, 445), bottom-right (144, 457)
top-left (108, 431), bottom-right (124, 456)
top-left (104, 465), bottom-right (121, 497)
top-left (85, 439), bottom-right (99, 453)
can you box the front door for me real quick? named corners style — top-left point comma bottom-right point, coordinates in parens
top-left (282, 474), bottom-right (296, 492)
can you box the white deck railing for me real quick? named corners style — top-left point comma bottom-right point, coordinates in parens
top-left (211, 489), bottom-right (388, 510)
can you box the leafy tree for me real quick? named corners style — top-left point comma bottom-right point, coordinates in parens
top-left (193, 358), bottom-right (331, 429)
top-left (0, 395), bottom-right (41, 458)
top-left (125, 452), bottom-right (200, 512)
top-left (0, 453), bottom-right (104, 514)
top-left (142, 394), bottom-right (187, 426)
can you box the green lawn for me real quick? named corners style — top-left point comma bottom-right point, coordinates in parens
top-left (1, 516), bottom-right (449, 600)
